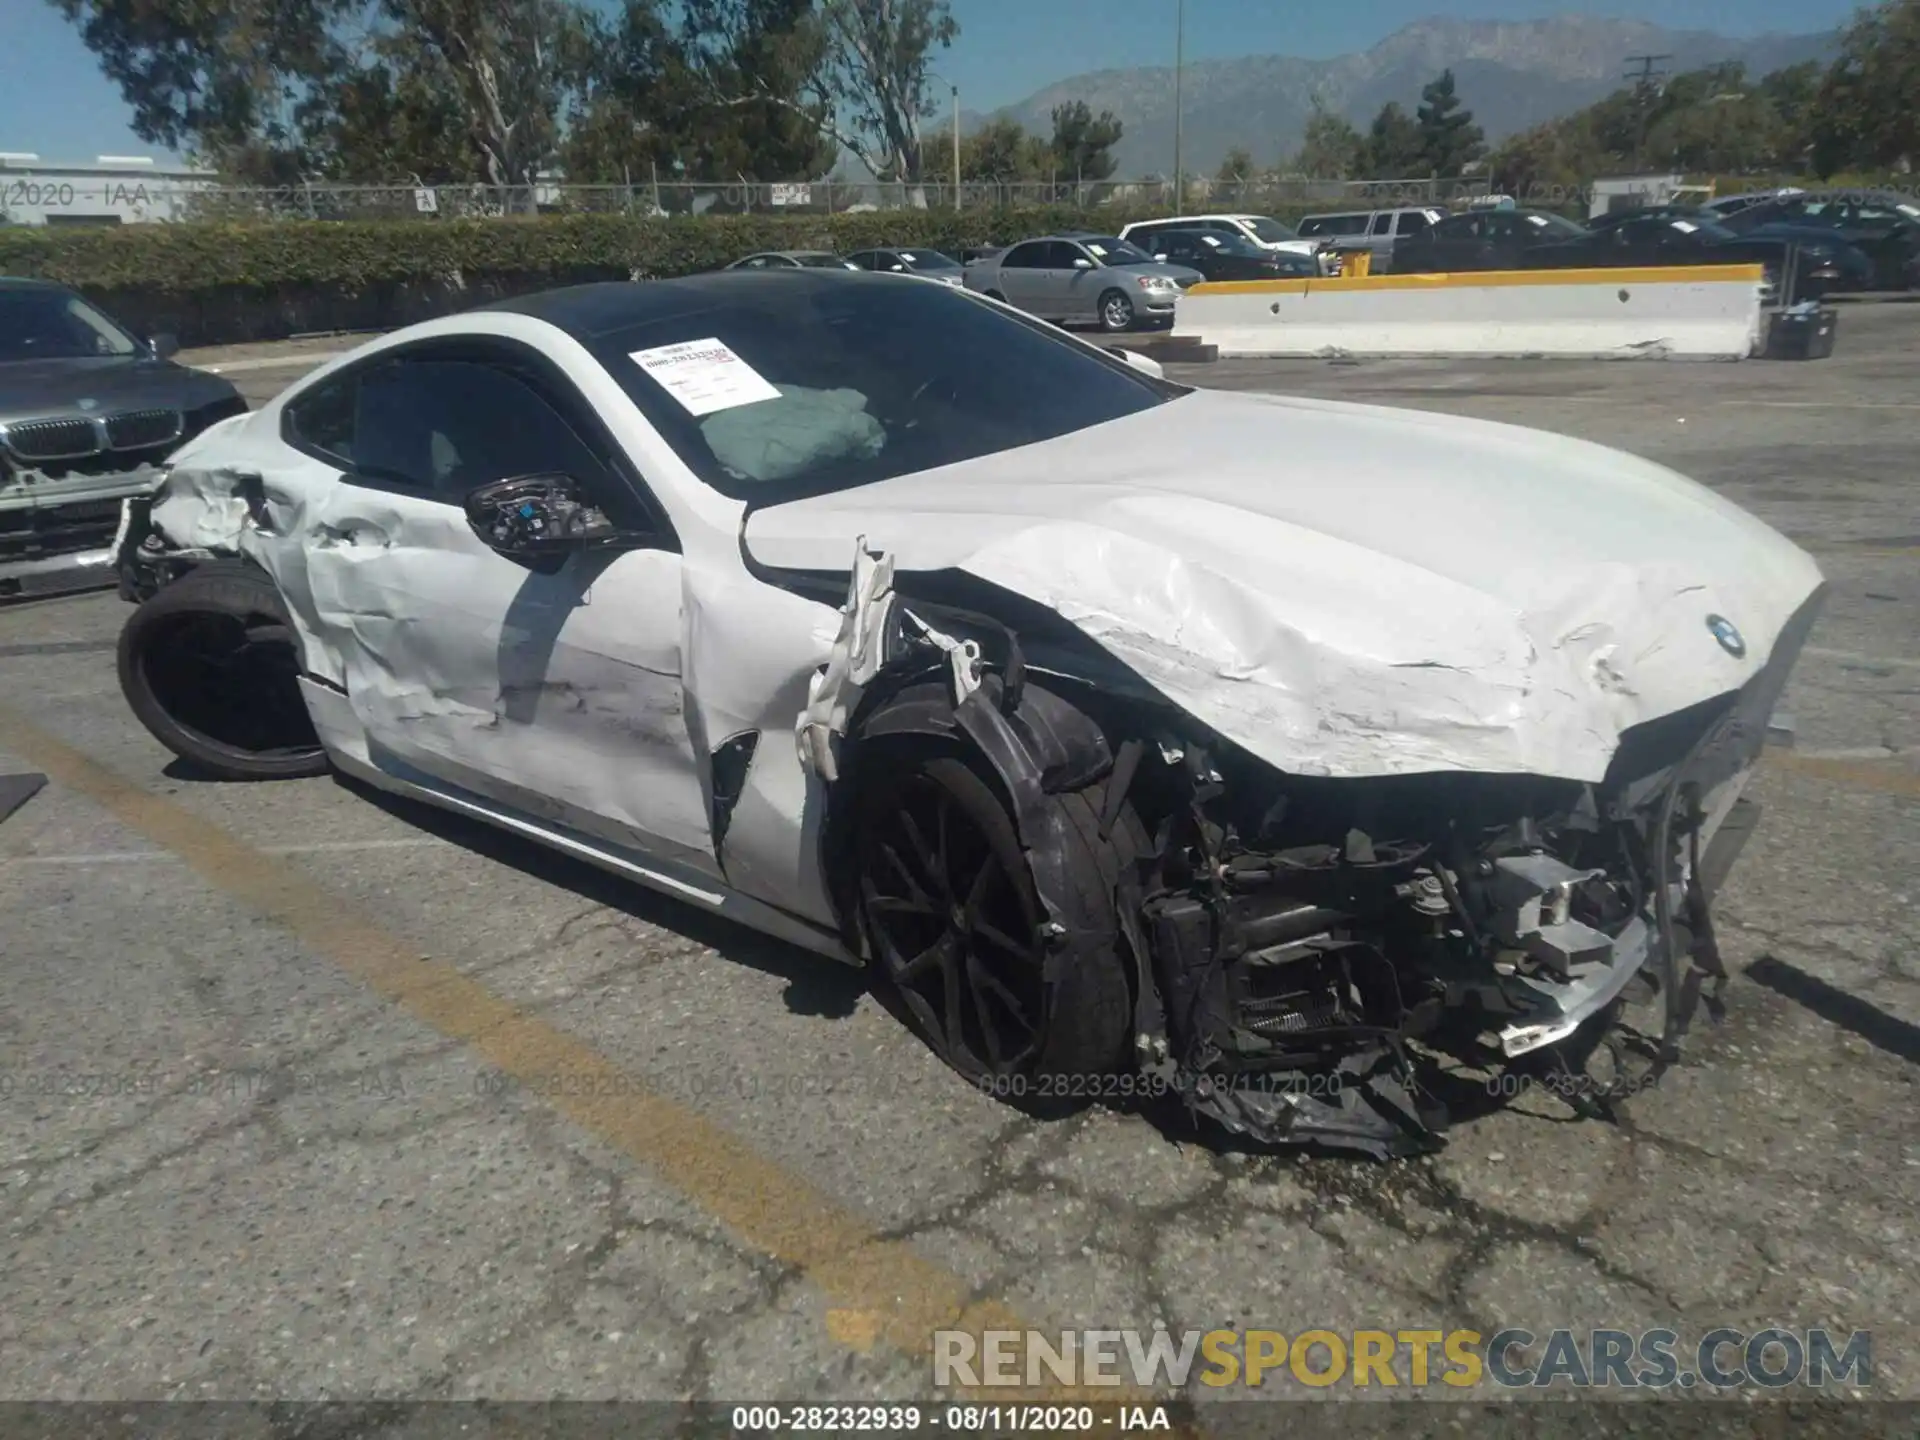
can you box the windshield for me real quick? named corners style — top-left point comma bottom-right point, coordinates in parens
top-left (1677, 219), bottom-right (1740, 242)
top-left (0, 286), bottom-right (140, 362)
top-left (1241, 216), bottom-right (1302, 243)
top-left (588, 275), bottom-right (1181, 502)
top-left (1523, 212), bottom-right (1589, 238)
top-left (897, 250), bottom-right (961, 271)
top-left (1190, 233), bottom-right (1263, 258)
top-left (1080, 237), bottom-right (1156, 266)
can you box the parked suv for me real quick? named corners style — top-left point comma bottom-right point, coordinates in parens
top-left (1297, 207), bottom-right (1445, 264)
top-left (1118, 214), bottom-right (1327, 270)
top-left (1141, 229), bottom-right (1318, 281)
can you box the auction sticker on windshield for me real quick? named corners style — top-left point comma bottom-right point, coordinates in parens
top-left (629, 338), bottom-right (781, 416)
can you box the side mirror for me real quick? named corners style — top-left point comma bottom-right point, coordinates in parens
top-left (1153, 253), bottom-right (1169, 262)
top-left (1071, 257), bottom-right (1094, 270)
top-left (464, 473), bottom-right (627, 568)
top-left (890, 264), bottom-right (907, 272)
top-left (146, 333), bottom-right (180, 360)
top-left (1113, 349), bottom-right (1165, 379)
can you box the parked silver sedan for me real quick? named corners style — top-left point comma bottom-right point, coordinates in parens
top-left (962, 233), bottom-right (1204, 331)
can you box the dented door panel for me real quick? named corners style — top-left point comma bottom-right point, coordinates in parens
top-left (297, 482), bottom-right (717, 871)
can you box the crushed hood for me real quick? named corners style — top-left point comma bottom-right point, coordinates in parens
top-left (744, 388), bottom-right (1824, 783)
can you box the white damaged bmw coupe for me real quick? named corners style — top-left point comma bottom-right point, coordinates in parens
top-left (111, 270), bottom-right (1824, 1157)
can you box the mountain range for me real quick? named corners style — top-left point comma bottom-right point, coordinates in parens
top-left (961, 15), bottom-right (1841, 177)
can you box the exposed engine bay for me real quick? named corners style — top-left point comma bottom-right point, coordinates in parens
top-left (802, 544), bottom-right (1816, 1159)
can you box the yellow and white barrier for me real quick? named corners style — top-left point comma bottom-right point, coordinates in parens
top-left (1172, 265), bottom-right (1766, 360)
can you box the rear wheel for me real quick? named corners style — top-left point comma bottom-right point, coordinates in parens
top-left (117, 561), bottom-right (328, 780)
top-left (853, 752), bottom-right (1136, 1090)
top-left (1098, 288), bottom-right (1136, 332)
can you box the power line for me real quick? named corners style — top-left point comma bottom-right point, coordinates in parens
top-left (1623, 54), bottom-right (1673, 169)
top-left (1623, 53), bottom-right (1673, 88)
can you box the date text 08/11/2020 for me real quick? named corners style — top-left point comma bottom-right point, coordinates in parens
top-left (728, 1405), bottom-right (1174, 1433)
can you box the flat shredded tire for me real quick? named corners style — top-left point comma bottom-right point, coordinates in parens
top-left (117, 560), bottom-right (329, 781)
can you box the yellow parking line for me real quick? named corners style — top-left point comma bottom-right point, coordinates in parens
top-left (0, 704), bottom-right (1160, 1409)
top-left (1762, 749), bottom-right (1920, 800)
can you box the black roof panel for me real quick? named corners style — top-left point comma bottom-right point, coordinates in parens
top-left (479, 271), bottom-right (886, 342)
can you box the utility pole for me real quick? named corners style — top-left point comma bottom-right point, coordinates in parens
top-left (1623, 53), bottom-right (1671, 170)
top-left (1171, 0), bottom-right (1185, 207)
top-left (951, 82), bottom-right (962, 210)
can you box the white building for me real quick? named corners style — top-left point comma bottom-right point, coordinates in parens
top-left (0, 153), bottom-right (217, 226)
top-left (1586, 174), bottom-right (1713, 220)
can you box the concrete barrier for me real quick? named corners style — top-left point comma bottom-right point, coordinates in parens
top-left (1172, 265), bottom-right (1766, 360)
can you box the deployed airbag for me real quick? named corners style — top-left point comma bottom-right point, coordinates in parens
top-left (700, 385), bottom-right (886, 484)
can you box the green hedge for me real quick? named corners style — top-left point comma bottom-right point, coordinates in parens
top-left (0, 207), bottom-right (1182, 293)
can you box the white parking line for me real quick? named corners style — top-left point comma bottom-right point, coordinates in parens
top-left (196, 350), bottom-right (348, 375)
top-left (4, 836), bottom-right (445, 866)
top-left (1806, 645), bottom-right (1920, 670)
top-left (1284, 387), bottom-right (1920, 412)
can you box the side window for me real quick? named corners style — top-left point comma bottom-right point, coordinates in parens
top-left (1000, 243), bottom-right (1040, 269)
top-left (1046, 241), bottom-right (1085, 268)
top-left (284, 374), bottom-right (358, 466)
top-left (1127, 223), bottom-right (1165, 244)
top-left (336, 358), bottom-right (615, 505)
top-left (1297, 218), bottom-right (1326, 236)
top-left (1369, 213), bottom-right (1393, 236)
top-left (1396, 211), bottom-right (1432, 236)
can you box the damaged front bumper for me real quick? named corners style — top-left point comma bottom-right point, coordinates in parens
top-left (1129, 588), bottom-right (1820, 1158)
top-left (0, 543), bottom-right (123, 601)
top-left (801, 539), bottom-right (1823, 1160)
top-left (0, 470), bottom-right (169, 602)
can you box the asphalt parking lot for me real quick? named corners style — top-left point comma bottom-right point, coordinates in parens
top-left (1, 307), bottom-right (1916, 1409)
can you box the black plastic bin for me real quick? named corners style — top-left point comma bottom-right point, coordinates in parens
top-left (1764, 304), bottom-right (1838, 360)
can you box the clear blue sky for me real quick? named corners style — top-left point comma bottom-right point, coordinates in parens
top-left (2, 0), bottom-right (1855, 163)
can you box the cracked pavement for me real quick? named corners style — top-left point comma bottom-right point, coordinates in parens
top-left (0, 306), bottom-right (1916, 1408)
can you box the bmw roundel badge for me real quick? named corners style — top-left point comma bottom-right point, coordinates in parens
top-left (1706, 614), bottom-right (1746, 658)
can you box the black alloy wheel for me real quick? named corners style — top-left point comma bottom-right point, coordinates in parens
top-left (858, 757), bottom-right (1049, 1078)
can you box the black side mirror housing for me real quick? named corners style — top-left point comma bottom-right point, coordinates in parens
top-left (464, 473), bottom-right (628, 568)
top-left (146, 333), bottom-right (180, 360)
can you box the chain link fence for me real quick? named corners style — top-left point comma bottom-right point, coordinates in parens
top-left (16, 169), bottom-right (1908, 227)
top-left (126, 174), bottom-right (1501, 223)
